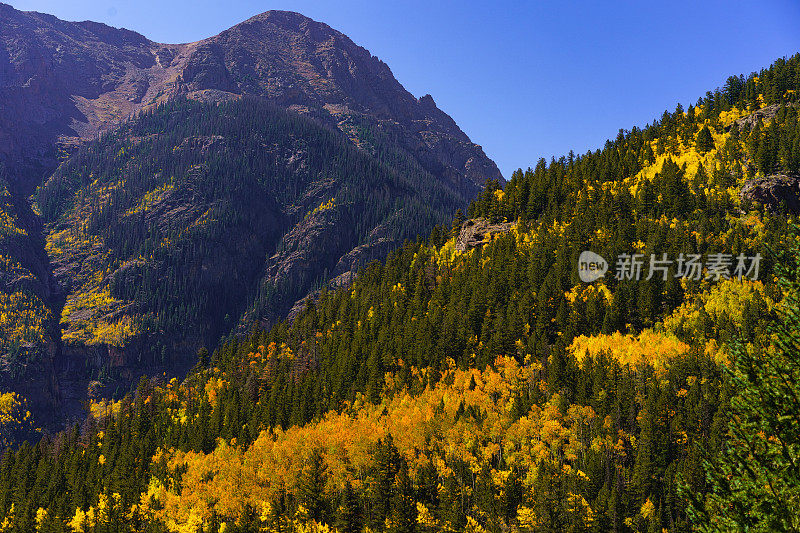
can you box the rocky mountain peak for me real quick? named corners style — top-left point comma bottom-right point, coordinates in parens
top-left (0, 4), bottom-right (501, 193)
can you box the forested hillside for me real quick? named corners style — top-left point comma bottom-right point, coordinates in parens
top-left (2, 54), bottom-right (800, 532)
top-left (35, 96), bottom-right (470, 381)
top-left (0, 5), bottom-right (502, 424)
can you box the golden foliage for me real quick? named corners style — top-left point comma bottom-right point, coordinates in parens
top-left (0, 187), bottom-right (26, 238)
top-left (88, 398), bottom-right (122, 420)
top-left (61, 287), bottom-right (137, 347)
top-left (663, 279), bottom-right (773, 363)
top-left (0, 290), bottom-right (51, 347)
top-left (45, 198), bottom-right (137, 348)
top-left (564, 283), bottom-right (612, 305)
top-left (569, 330), bottom-right (690, 371)
top-left (123, 183), bottom-right (175, 217)
top-left (140, 357), bottom-right (608, 530)
top-left (0, 504), bottom-right (15, 533)
top-left (68, 493), bottom-right (122, 533)
top-left (310, 198), bottom-right (336, 217)
top-left (0, 391), bottom-right (35, 447)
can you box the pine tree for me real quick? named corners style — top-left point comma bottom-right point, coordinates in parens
top-left (390, 459), bottom-right (417, 533)
top-left (372, 436), bottom-right (402, 526)
top-left (451, 209), bottom-right (466, 237)
top-left (298, 449), bottom-right (330, 523)
top-left (696, 126), bottom-right (715, 153)
top-left (336, 481), bottom-right (362, 533)
top-left (690, 238), bottom-right (800, 531)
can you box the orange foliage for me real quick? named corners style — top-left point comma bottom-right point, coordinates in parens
top-left (141, 357), bottom-right (610, 531)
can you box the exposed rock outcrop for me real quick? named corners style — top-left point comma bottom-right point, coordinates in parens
top-left (740, 172), bottom-right (800, 214)
top-left (455, 218), bottom-right (514, 252)
top-left (733, 103), bottom-right (794, 131)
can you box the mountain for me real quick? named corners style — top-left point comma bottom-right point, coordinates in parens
top-left (0, 4), bottom-right (501, 423)
top-left (1, 53), bottom-right (798, 533)
top-left (0, 4), bottom-right (500, 193)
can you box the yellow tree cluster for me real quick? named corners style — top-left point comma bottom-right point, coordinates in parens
top-left (0, 391), bottom-right (35, 447)
top-left (0, 290), bottom-right (51, 362)
top-left (625, 103), bottom-right (757, 210)
top-left (0, 187), bottom-right (27, 239)
top-left (68, 493), bottom-right (124, 533)
top-left (663, 279), bottom-right (773, 363)
top-left (60, 285), bottom-right (137, 347)
top-left (569, 330), bottom-right (690, 372)
top-left (135, 357), bottom-right (614, 532)
top-left (46, 205), bottom-right (136, 348)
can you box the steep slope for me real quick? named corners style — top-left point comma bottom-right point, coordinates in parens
top-left (0, 173), bottom-right (60, 417)
top-left (35, 95), bottom-right (479, 418)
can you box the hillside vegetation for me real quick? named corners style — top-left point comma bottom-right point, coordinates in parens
top-left (2, 55), bottom-right (800, 532)
top-left (34, 96), bottom-right (471, 377)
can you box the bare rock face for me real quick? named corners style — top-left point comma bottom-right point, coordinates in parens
top-left (281, 212), bottom-right (403, 323)
top-left (263, 207), bottom-right (357, 304)
top-left (733, 103), bottom-right (794, 132)
top-left (740, 172), bottom-right (800, 214)
top-left (0, 4), bottom-right (501, 195)
top-left (0, 3), bottom-right (170, 191)
top-left (456, 218), bottom-right (514, 252)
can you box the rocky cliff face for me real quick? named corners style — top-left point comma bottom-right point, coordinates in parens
top-left (741, 172), bottom-right (800, 213)
top-left (0, 3), bottom-right (167, 190)
top-left (455, 218), bottom-right (515, 252)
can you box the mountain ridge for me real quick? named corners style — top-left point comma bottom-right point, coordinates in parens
top-left (0, 3), bottom-right (501, 193)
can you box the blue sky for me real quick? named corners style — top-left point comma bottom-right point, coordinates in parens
top-left (10, 0), bottom-right (800, 177)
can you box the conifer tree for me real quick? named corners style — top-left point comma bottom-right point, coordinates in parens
top-left (696, 126), bottom-right (715, 153)
top-left (691, 240), bottom-right (800, 531)
top-left (390, 459), bottom-right (417, 533)
top-left (336, 481), bottom-right (362, 533)
top-left (298, 448), bottom-right (330, 524)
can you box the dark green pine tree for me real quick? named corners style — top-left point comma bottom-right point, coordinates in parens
top-left (451, 209), bottom-right (466, 237)
top-left (390, 459), bottom-right (417, 533)
top-left (336, 480), bottom-right (362, 533)
top-left (696, 125), bottom-right (715, 153)
top-left (371, 436), bottom-right (402, 527)
top-left (298, 449), bottom-right (330, 524)
top-left (689, 237), bottom-right (800, 532)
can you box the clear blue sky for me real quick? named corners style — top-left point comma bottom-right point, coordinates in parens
top-left (10, 0), bottom-right (800, 177)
